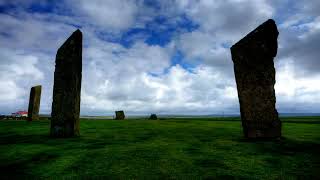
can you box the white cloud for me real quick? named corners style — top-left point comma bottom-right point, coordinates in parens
top-left (82, 64), bottom-right (239, 115)
top-left (275, 58), bottom-right (320, 112)
top-left (174, 0), bottom-right (275, 80)
top-left (80, 38), bottom-right (174, 114)
top-left (176, 0), bottom-right (274, 42)
top-left (177, 31), bottom-right (232, 71)
top-left (278, 15), bottom-right (320, 76)
top-left (0, 80), bottom-right (23, 101)
top-left (0, 13), bottom-right (77, 53)
top-left (0, 49), bottom-right (46, 113)
top-left (70, 0), bottom-right (138, 31)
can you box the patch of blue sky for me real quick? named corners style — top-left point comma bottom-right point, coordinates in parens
top-left (0, 31), bottom-right (11, 38)
top-left (170, 50), bottom-right (200, 71)
top-left (221, 43), bottom-right (231, 49)
top-left (120, 28), bottom-right (150, 47)
top-left (27, 2), bottom-right (59, 13)
top-left (0, 4), bottom-right (14, 13)
top-left (1, 0), bottom-right (79, 23)
top-left (95, 14), bottom-right (198, 49)
top-left (278, 16), bottom-right (317, 37)
top-left (148, 50), bottom-right (202, 77)
top-left (272, 1), bottom-right (298, 24)
top-left (143, 0), bottom-right (162, 9)
top-left (145, 15), bottom-right (198, 45)
top-left (289, 17), bottom-right (316, 28)
top-left (273, 1), bottom-right (316, 33)
top-left (0, 1), bottom-right (59, 14)
top-left (95, 28), bottom-right (147, 48)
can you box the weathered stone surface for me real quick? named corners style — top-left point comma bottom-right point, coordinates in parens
top-left (50, 29), bottom-right (82, 137)
top-left (149, 114), bottom-right (157, 120)
top-left (230, 19), bottom-right (281, 138)
top-left (28, 85), bottom-right (42, 121)
top-left (115, 111), bottom-right (125, 120)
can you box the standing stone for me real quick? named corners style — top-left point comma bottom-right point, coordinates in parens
top-left (50, 29), bottom-right (82, 137)
top-left (149, 114), bottom-right (157, 120)
top-left (230, 19), bottom-right (281, 138)
top-left (27, 85), bottom-right (41, 121)
top-left (115, 111), bottom-right (125, 120)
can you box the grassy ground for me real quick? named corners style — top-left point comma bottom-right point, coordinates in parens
top-left (0, 117), bottom-right (319, 179)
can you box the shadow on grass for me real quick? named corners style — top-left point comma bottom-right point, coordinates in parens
top-left (259, 138), bottom-right (320, 156)
top-left (281, 120), bottom-right (320, 124)
top-left (0, 150), bottom-right (61, 178)
top-left (0, 133), bottom-right (81, 146)
top-left (237, 136), bottom-right (320, 155)
top-left (0, 129), bottom-right (158, 151)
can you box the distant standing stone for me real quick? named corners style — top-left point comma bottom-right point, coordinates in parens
top-left (149, 114), bottom-right (157, 120)
top-left (50, 29), bottom-right (82, 137)
top-left (230, 19), bottom-right (281, 138)
top-left (115, 111), bottom-right (125, 120)
top-left (27, 85), bottom-right (41, 121)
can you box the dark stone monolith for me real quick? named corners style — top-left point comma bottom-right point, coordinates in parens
top-left (149, 114), bottom-right (157, 120)
top-left (50, 29), bottom-right (82, 137)
top-left (115, 111), bottom-right (125, 120)
top-left (230, 19), bottom-right (281, 138)
top-left (28, 85), bottom-right (41, 121)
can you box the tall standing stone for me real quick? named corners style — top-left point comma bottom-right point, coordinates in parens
top-left (50, 29), bottom-right (82, 137)
top-left (115, 111), bottom-right (125, 120)
top-left (230, 19), bottom-right (281, 138)
top-left (28, 85), bottom-right (42, 121)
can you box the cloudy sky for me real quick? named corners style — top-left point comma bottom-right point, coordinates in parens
top-left (0, 0), bottom-right (319, 115)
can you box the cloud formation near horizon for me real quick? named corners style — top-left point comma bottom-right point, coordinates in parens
top-left (0, 0), bottom-right (319, 115)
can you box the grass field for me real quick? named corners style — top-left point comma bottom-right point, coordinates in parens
top-left (0, 117), bottom-right (319, 179)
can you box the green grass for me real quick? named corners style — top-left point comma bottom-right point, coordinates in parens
top-left (0, 117), bottom-right (319, 179)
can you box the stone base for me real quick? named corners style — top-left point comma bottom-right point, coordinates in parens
top-left (50, 123), bottom-right (80, 138)
top-left (242, 120), bottom-right (281, 138)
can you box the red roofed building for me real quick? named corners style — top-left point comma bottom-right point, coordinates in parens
top-left (12, 111), bottom-right (28, 117)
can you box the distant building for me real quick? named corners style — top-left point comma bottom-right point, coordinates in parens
top-left (12, 111), bottom-right (28, 117)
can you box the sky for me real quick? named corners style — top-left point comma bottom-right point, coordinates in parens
top-left (0, 0), bottom-right (319, 115)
